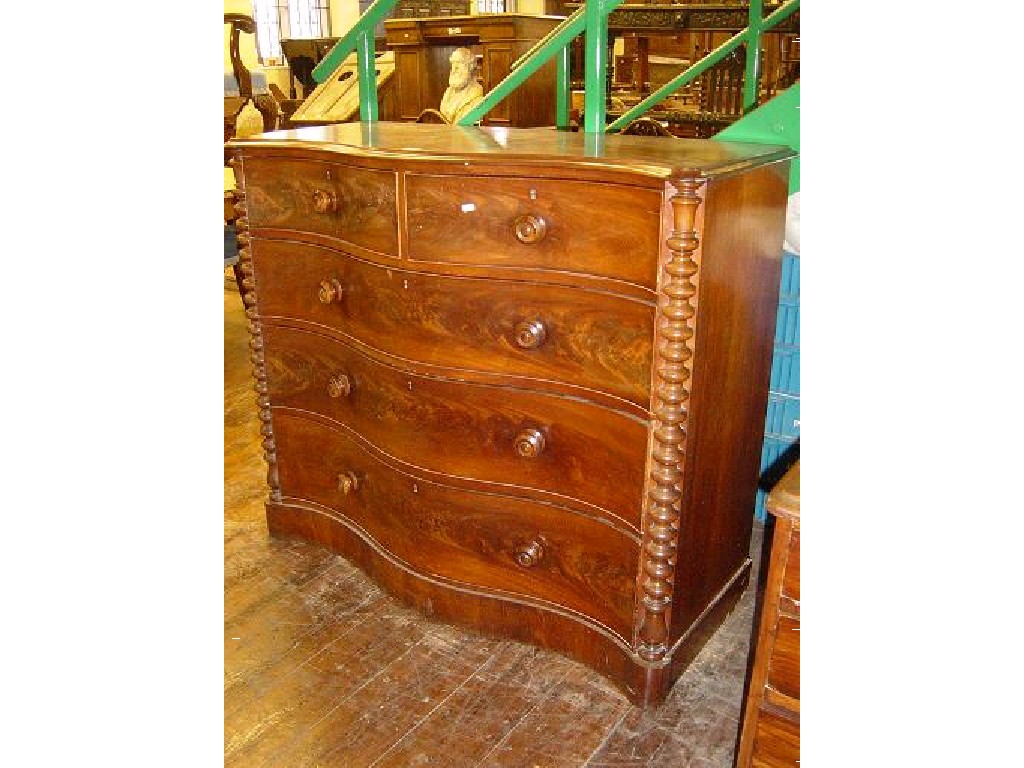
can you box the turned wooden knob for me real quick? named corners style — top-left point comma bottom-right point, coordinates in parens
top-left (514, 428), bottom-right (546, 458)
top-left (513, 214), bottom-right (547, 244)
top-left (514, 539), bottom-right (544, 568)
top-left (514, 319), bottom-right (547, 350)
top-left (337, 471), bottom-right (360, 495)
top-left (312, 188), bottom-right (338, 214)
top-left (328, 373), bottom-right (352, 398)
top-left (318, 278), bottom-right (344, 304)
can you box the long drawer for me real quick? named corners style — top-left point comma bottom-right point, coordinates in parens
top-left (252, 239), bottom-right (655, 409)
top-left (242, 157), bottom-right (399, 255)
top-left (405, 174), bottom-right (663, 289)
top-left (272, 412), bottom-right (640, 640)
top-left (263, 325), bottom-right (648, 528)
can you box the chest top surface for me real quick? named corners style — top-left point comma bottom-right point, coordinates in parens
top-left (228, 122), bottom-right (793, 182)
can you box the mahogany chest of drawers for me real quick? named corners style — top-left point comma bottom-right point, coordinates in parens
top-left (227, 123), bottom-right (792, 706)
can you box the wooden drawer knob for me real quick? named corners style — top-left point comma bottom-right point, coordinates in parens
top-left (328, 373), bottom-right (352, 398)
top-left (318, 278), bottom-right (344, 304)
top-left (337, 471), bottom-right (360, 495)
top-left (513, 214), bottom-right (547, 244)
top-left (312, 189), bottom-right (338, 214)
top-left (514, 539), bottom-right (544, 568)
top-left (514, 428), bottom-right (546, 458)
top-left (513, 319), bottom-right (547, 350)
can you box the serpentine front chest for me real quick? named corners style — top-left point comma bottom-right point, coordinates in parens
top-left (228, 122), bottom-right (792, 706)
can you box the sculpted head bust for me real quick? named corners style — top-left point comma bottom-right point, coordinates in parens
top-left (440, 47), bottom-right (484, 124)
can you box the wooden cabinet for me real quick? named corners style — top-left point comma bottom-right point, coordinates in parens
top-left (736, 460), bottom-right (800, 765)
top-left (383, 14), bottom-right (564, 126)
top-left (227, 122), bottom-right (792, 706)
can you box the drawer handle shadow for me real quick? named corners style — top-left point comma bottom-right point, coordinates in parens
top-left (337, 470), bottom-right (361, 495)
top-left (513, 214), bottom-right (547, 244)
top-left (312, 189), bottom-right (338, 215)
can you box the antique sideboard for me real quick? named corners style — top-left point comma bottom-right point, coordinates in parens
top-left (227, 122), bottom-right (792, 706)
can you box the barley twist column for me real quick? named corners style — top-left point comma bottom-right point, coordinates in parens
top-left (231, 156), bottom-right (281, 502)
top-left (638, 177), bottom-right (704, 662)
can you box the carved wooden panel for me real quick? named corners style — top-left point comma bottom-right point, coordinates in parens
top-left (396, 50), bottom-right (424, 119)
top-left (483, 46), bottom-right (512, 123)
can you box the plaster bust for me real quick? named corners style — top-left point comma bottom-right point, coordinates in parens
top-left (439, 47), bottom-right (484, 124)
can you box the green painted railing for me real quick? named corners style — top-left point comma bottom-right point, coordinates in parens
top-left (312, 0), bottom-right (797, 135)
top-left (310, 0), bottom-right (399, 121)
top-left (607, 0), bottom-right (799, 132)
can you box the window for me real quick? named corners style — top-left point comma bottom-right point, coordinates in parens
top-left (477, 0), bottom-right (518, 12)
top-left (251, 0), bottom-right (331, 65)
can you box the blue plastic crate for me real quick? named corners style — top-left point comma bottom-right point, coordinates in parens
top-left (769, 347), bottom-right (800, 396)
top-left (779, 250), bottom-right (800, 300)
top-left (755, 251), bottom-right (800, 521)
top-left (764, 392), bottom-right (800, 440)
top-left (775, 299), bottom-right (800, 347)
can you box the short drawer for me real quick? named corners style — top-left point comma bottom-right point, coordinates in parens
top-left (252, 239), bottom-right (655, 408)
top-left (273, 412), bottom-right (640, 640)
top-left (263, 325), bottom-right (648, 527)
top-left (242, 157), bottom-right (399, 255)
top-left (767, 614), bottom-right (800, 701)
top-left (405, 174), bottom-right (663, 289)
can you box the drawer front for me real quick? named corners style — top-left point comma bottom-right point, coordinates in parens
top-left (767, 614), bottom-right (800, 700)
top-left (253, 240), bottom-right (654, 408)
top-left (405, 174), bottom-right (663, 289)
top-left (782, 529), bottom-right (800, 606)
top-left (273, 412), bottom-right (640, 639)
top-left (264, 326), bottom-right (648, 526)
top-left (243, 157), bottom-right (399, 254)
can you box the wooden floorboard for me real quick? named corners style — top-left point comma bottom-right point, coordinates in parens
top-left (224, 279), bottom-right (764, 767)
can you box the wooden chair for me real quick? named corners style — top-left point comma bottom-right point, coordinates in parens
top-left (620, 117), bottom-right (674, 137)
top-left (225, 13), bottom-right (275, 296)
top-left (224, 14), bottom-right (278, 159)
top-left (416, 108), bottom-right (451, 124)
top-left (696, 44), bottom-right (746, 119)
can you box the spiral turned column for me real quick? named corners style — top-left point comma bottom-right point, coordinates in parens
top-left (637, 177), bottom-right (704, 662)
top-left (231, 155), bottom-right (281, 502)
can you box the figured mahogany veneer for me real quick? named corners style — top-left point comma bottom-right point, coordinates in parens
top-left (262, 325), bottom-right (648, 528)
top-left (405, 174), bottom-right (663, 289)
top-left (243, 157), bottom-right (398, 255)
top-left (227, 123), bottom-right (793, 706)
top-left (252, 239), bottom-right (656, 411)
top-left (273, 412), bottom-right (641, 640)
